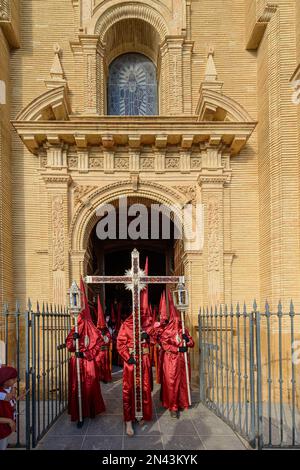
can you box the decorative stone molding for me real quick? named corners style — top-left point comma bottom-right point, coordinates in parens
top-left (45, 44), bottom-right (68, 90)
top-left (68, 156), bottom-right (78, 169)
top-left (93, 3), bottom-right (169, 42)
top-left (115, 157), bottom-right (129, 170)
top-left (74, 185), bottom-right (97, 207)
top-left (89, 157), bottom-right (104, 169)
top-left (172, 185), bottom-right (197, 204)
top-left (52, 196), bottom-right (65, 272)
top-left (140, 157), bottom-right (155, 170)
top-left (15, 86), bottom-right (70, 124)
top-left (0, 0), bottom-right (9, 20)
top-left (69, 179), bottom-right (188, 252)
top-left (166, 157), bottom-right (180, 169)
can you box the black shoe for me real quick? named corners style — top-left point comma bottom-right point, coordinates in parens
top-left (176, 411), bottom-right (180, 419)
top-left (170, 410), bottom-right (177, 419)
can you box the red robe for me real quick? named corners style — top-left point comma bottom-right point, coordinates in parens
top-left (0, 386), bottom-right (15, 439)
top-left (117, 316), bottom-right (153, 422)
top-left (96, 329), bottom-right (112, 383)
top-left (160, 322), bottom-right (194, 412)
top-left (66, 321), bottom-right (105, 421)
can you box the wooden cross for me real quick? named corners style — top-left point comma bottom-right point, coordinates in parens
top-left (85, 248), bottom-right (184, 420)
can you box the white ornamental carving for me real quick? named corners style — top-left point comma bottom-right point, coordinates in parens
top-left (52, 196), bottom-right (65, 271)
top-left (207, 197), bottom-right (220, 272)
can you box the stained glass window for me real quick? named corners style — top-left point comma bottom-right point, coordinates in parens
top-left (108, 53), bottom-right (158, 116)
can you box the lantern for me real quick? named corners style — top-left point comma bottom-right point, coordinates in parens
top-left (68, 281), bottom-right (82, 315)
top-left (173, 283), bottom-right (189, 311)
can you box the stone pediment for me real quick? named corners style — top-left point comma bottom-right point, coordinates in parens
top-left (196, 87), bottom-right (255, 123)
top-left (15, 86), bottom-right (71, 122)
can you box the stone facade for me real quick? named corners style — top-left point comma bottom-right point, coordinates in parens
top-left (1, 1), bottom-right (300, 366)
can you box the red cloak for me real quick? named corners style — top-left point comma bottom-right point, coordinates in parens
top-left (117, 314), bottom-right (153, 422)
top-left (66, 281), bottom-right (105, 421)
top-left (116, 258), bottom-right (153, 422)
top-left (96, 296), bottom-right (112, 383)
top-left (159, 292), bottom-right (195, 411)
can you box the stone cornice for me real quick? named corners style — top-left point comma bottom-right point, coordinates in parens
top-left (0, 0), bottom-right (19, 48)
top-left (12, 117), bottom-right (256, 156)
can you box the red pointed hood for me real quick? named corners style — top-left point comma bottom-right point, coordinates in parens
top-left (97, 295), bottom-right (106, 329)
top-left (79, 277), bottom-right (93, 323)
top-left (168, 290), bottom-right (180, 322)
top-left (159, 291), bottom-right (168, 323)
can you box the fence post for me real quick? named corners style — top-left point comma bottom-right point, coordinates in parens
top-left (249, 301), bottom-right (256, 448)
top-left (25, 302), bottom-right (31, 450)
top-left (199, 309), bottom-right (206, 402)
top-left (254, 302), bottom-right (263, 449)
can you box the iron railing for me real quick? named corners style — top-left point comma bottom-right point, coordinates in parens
top-left (199, 301), bottom-right (300, 449)
top-left (0, 301), bottom-right (71, 449)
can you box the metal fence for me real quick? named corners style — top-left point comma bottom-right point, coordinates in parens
top-left (0, 301), bottom-right (71, 449)
top-left (199, 301), bottom-right (300, 449)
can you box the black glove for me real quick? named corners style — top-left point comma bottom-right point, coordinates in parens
top-left (178, 346), bottom-right (188, 353)
top-left (128, 356), bottom-right (137, 365)
top-left (141, 332), bottom-right (149, 341)
top-left (182, 334), bottom-right (190, 344)
top-left (75, 351), bottom-right (84, 359)
top-left (73, 333), bottom-right (80, 340)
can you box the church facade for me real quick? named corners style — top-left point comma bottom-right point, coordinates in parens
top-left (0, 0), bottom-right (300, 345)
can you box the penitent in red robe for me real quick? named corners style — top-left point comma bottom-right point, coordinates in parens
top-left (96, 329), bottom-right (112, 383)
top-left (160, 321), bottom-right (194, 412)
top-left (96, 296), bottom-right (112, 383)
top-left (117, 315), bottom-right (153, 422)
top-left (66, 315), bottom-right (106, 422)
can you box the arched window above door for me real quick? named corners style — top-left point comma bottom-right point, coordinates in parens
top-left (108, 53), bottom-right (158, 116)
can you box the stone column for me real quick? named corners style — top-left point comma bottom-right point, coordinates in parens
top-left (198, 144), bottom-right (230, 307)
top-left (43, 155), bottom-right (71, 306)
top-left (79, 35), bottom-right (102, 115)
top-left (166, 38), bottom-right (184, 115)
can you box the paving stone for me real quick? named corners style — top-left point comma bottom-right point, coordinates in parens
top-left (47, 414), bottom-right (90, 436)
top-left (103, 398), bottom-right (124, 415)
top-left (201, 435), bottom-right (247, 450)
top-left (133, 417), bottom-right (161, 436)
top-left (163, 435), bottom-right (205, 451)
top-left (86, 415), bottom-right (124, 436)
top-left (192, 415), bottom-right (236, 436)
top-left (158, 415), bottom-right (197, 436)
top-left (81, 435), bottom-right (123, 451)
top-left (37, 436), bottom-right (84, 450)
top-left (124, 435), bottom-right (163, 450)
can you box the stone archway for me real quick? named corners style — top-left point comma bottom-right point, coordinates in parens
top-left (69, 180), bottom-right (189, 278)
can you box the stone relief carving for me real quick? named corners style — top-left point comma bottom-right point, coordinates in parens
top-left (68, 156), bottom-right (78, 168)
top-left (140, 157), bottom-right (155, 170)
top-left (52, 196), bottom-right (65, 271)
top-left (115, 157), bottom-right (129, 169)
top-left (89, 157), bottom-right (104, 168)
top-left (74, 185), bottom-right (97, 206)
top-left (207, 197), bottom-right (220, 272)
top-left (87, 54), bottom-right (96, 109)
top-left (172, 185), bottom-right (197, 203)
top-left (191, 158), bottom-right (202, 169)
top-left (0, 0), bottom-right (10, 20)
top-left (207, 196), bottom-right (222, 306)
top-left (166, 157), bottom-right (180, 169)
top-left (40, 156), bottom-right (48, 168)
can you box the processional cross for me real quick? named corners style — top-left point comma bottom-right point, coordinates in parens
top-left (85, 248), bottom-right (184, 420)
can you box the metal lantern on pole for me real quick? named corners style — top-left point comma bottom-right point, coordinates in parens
top-left (173, 282), bottom-right (192, 406)
top-left (68, 281), bottom-right (84, 428)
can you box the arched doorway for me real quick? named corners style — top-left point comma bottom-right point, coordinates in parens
top-left (82, 195), bottom-right (184, 366)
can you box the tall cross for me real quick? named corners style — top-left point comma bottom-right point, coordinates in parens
top-left (85, 248), bottom-right (184, 420)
